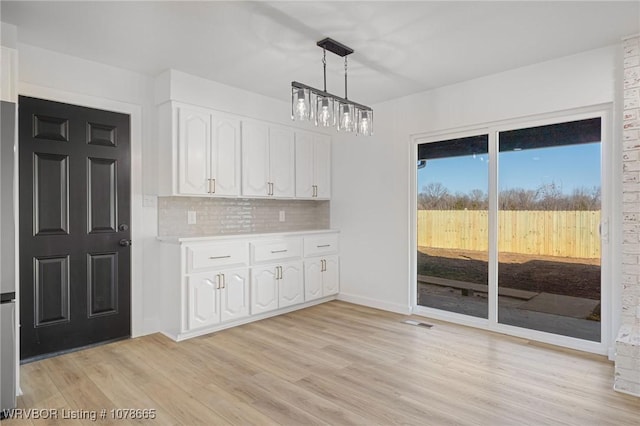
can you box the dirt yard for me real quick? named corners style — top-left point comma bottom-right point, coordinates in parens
top-left (417, 247), bottom-right (601, 300)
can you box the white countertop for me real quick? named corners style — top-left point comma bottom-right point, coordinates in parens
top-left (157, 229), bottom-right (340, 244)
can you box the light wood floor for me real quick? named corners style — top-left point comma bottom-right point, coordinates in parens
top-left (5, 301), bottom-right (640, 425)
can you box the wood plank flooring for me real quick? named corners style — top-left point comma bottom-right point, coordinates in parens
top-left (4, 301), bottom-right (639, 425)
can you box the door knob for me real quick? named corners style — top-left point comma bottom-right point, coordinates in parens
top-left (119, 224), bottom-right (129, 231)
top-left (119, 239), bottom-right (132, 247)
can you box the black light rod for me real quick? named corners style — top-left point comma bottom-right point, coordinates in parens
top-left (291, 81), bottom-right (372, 112)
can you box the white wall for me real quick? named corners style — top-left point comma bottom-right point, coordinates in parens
top-left (332, 45), bottom-right (620, 316)
top-left (16, 43), bottom-right (159, 336)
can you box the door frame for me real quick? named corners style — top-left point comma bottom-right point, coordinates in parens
top-left (409, 103), bottom-right (616, 357)
top-left (15, 83), bottom-right (144, 362)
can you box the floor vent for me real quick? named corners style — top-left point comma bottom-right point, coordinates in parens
top-left (402, 319), bottom-right (433, 328)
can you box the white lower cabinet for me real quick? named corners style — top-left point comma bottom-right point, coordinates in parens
top-left (186, 268), bottom-right (249, 331)
top-left (160, 231), bottom-right (339, 341)
top-left (250, 265), bottom-right (279, 315)
top-left (304, 255), bottom-right (339, 302)
top-left (251, 261), bottom-right (303, 314)
top-left (279, 262), bottom-right (304, 308)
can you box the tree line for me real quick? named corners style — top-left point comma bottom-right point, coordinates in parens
top-left (418, 182), bottom-right (601, 211)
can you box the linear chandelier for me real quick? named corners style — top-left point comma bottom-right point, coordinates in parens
top-left (291, 38), bottom-right (373, 136)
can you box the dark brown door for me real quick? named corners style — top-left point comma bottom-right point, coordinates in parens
top-left (19, 96), bottom-right (131, 360)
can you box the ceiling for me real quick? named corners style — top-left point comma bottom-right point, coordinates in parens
top-left (1, 1), bottom-right (639, 105)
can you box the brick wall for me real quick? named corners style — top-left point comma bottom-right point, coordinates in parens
top-left (615, 34), bottom-right (640, 396)
top-left (157, 197), bottom-right (330, 237)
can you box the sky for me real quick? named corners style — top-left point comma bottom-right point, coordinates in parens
top-left (417, 142), bottom-right (601, 195)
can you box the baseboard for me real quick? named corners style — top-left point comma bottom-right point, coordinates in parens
top-left (337, 293), bottom-right (411, 315)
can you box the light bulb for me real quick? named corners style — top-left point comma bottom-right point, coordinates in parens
top-left (295, 89), bottom-right (307, 120)
top-left (315, 96), bottom-right (334, 127)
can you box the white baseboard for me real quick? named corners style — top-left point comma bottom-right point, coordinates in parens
top-left (337, 293), bottom-right (411, 315)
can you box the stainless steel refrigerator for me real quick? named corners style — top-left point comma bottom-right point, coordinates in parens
top-left (0, 99), bottom-right (17, 417)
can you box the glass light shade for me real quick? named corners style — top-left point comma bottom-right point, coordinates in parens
top-left (291, 87), bottom-right (311, 121)
top-left (315, 95), bottom-right (335, 127)
top-left (358, 109), bottom-right (373, 136)
top-left (337, 102), bottom-right (355, 132)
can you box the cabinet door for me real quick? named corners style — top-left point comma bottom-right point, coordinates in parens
top-left (251, 265), bottom-right (278, 314)
top-left (314, 134), bottom-right (331, 199)
top-left (211, 115), bottom-right (240, 196)
top-left (178, 107), bottom-right (211, 195)
top-left (220, 268), bottom-right (249, 322)
top-left (304, 259), bottom-right (323, 302)
top-left (242, 121), bottom-right (270, 196)
top-left (186, 273), bottom-right (220, 330)
top-left (322, 256), bottom-right (340, 296)
top-left (269, 127), bottom-right (295, 198)
top-left (295, 131), bottom-right (314, 198)
top-left (279, 262), bottom-right (303, 308)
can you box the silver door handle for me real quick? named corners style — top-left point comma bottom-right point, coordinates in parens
top-left (215, 274), bottom-right (221, 289)
top-left (221, 273), bottom-right (225, 289)
top-left (211, 178), bottom-right (216, 194)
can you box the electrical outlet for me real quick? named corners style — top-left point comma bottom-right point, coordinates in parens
top-left (279, 210), bottom-right (285, 222)
top-left (187, 210), bottom-right (197, 225)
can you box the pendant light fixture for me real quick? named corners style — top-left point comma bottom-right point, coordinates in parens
top-left (291, 38), bottom-right (373, 136)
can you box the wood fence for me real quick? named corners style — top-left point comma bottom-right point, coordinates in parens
top-left (417, 210), bottom-right (601, 258)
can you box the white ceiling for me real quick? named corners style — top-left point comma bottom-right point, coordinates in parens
top-left (1, 1), bottom-right (639, 105)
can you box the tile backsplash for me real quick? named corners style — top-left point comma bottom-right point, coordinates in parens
top-left (158, 197), bottom-right (330, 237)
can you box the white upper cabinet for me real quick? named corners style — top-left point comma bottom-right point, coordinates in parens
top-left (241, 121), bottom-right (270, 197)
top-left (242, 121), bottom-right (294, 198)
top-left (269, 127), bottom-right (295, 198)
top-left (159, 103), bottom-right (240, 197)
top-left (178, 107), bottom-right (210, 195)
top-left (159, 101), bottom-right (329, 199)
top-left (295, 131), bottom-right (331, 199)
top-left (210, 116), bottom-right (241, 196)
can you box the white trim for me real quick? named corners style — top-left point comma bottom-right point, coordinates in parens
top-left (410, 104), bottom-right (614, 355)
top-left (337, 292), bottom-right (412, 315)
top-left (17, 82), bottom-right (145, 338)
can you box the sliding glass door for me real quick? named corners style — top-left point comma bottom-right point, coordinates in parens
top-left (416, 135), bottom-right (489, 318)
top-left (497, 119), bottom-right (601, 342)
top-left (415, 114), bottom-right (605, 349)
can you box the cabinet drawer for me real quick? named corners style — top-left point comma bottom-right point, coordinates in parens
top-left (304, 234), bottom-right (339, 257)
top-left (251, 238), bottom-right (302, 263)
top-left (186, 242), bottom-right (249, 273)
